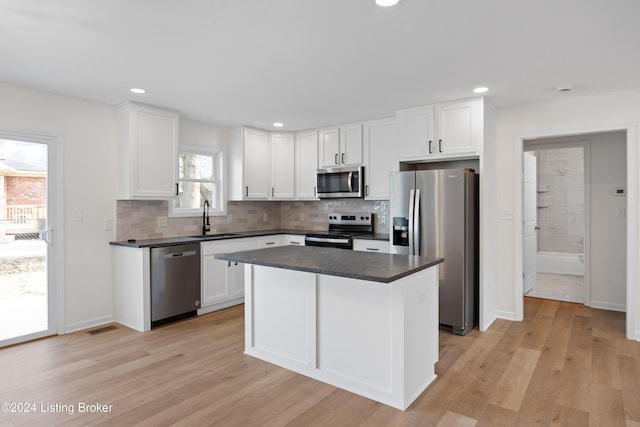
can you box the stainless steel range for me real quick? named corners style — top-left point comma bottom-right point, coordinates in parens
top-left (305, 213), bottom-right (373, 249)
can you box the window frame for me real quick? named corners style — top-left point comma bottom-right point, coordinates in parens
top-left (169, 145), bottom-right (225, 217)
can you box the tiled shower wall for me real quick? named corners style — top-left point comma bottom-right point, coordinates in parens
top-left (116, 199), bottom-right (389, 241)
top-left (535, 147), bottom-right (584, 253)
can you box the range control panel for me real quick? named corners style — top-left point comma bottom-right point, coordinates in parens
top-left (328, 212), bottom-right (372, 226)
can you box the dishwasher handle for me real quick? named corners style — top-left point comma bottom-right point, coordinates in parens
top-left (161, 250), bottom-right (197, 259)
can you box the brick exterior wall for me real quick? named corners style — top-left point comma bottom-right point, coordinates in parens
top-left (5, 176), bottom-right (46, 205)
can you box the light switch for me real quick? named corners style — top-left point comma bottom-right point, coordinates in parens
top-left (73, 209), bottom-right (83, 222)
top-left (104, 218), bottom-right (113, 231)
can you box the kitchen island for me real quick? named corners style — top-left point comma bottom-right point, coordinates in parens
top-left (215, 246), bottom-right (443, 410)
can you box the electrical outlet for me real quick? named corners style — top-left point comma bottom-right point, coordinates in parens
top-left (157, 216), bottom-right (168, 227)
top-left (300, 213), bottom-right (305, 222)
top-left (227, 214), bottom-right (233, 224)
top-left (501, 209), bottom-right (513, 220)
top-left (73, 209), bottom-right (83, 222)
top-left (104, 218), bottom-right (113, 231)
top-left (263, 213), bottom-right (268, 222)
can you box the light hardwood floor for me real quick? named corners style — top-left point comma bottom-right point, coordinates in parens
top-left (1, 297), bottom-right (639, 426)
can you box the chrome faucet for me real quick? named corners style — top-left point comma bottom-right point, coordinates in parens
top-left (202, 200), bottom-right (210, 235)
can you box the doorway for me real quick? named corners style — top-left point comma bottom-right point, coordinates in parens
top-left (520, 131), bottom-right (628, 313)
top-left (523, 144), bottom-right (588, 304)
top-left (0, 133), bottom-right (61, 347)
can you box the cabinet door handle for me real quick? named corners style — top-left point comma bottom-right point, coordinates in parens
top-left (314, 186), bottom-right (317, 196)
top-left (428, 140), bottom-right (433, 154)
top-left (245, 186), bottom-right (249, 197)
top-left (365, 185), bottom-right (369, 196)
top-left (265, 241), bottom-right (275, 245)
top-left (439, 139), bottom-right (443, 153)
top-left (367, 248), bottom-right (379, 251)
top-left (272, 187), bottom-right (274, 197)
top-left (227, 261), bottom-right (231, 267)
top-left (334, 153), bottom-right (338, 164)
top-left (290, 241), bottom-right (300, 245)
top-left (341, 153), bottom-right (345, 164)
top-left (175, 183), bottom-right (179, 196)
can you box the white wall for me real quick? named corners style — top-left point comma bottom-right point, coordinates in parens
top-left (590, 132), bottom-right (627, 311)
top-left (492, 89), bottom-right (640, 340)
top-left (0, 83), bottom-right (118, 332)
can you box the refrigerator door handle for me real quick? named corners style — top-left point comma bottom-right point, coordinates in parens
top-left (408, 188), bottom-right (415, 255)
top-left (414, 189), bottom-right (421, 256)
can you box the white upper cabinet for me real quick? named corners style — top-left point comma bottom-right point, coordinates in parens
top-left (363, 118), bottom-right (398, 200)
top-left (397, 97), bottom-right (483, 161)
top-left (318, 124), bottom-right (363, 167)
top-left (117, 102), bottom-right (179, 199)
top-left (340, 123), bottom-right (363, 166)
top-left (436, 99), bottom-right (479, 156)
top-left (295, 130), bottom-right (319, 199)
top-left (396, 106), bottom-right (435, 160)
top-left (270, 133), bottom-right (295, 199)
top-left (318, 127), bottom-right (340, 167)
top-left (229, 127), bottom-right (270, 200)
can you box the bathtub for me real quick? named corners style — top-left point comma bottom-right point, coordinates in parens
top-left (536, 251), bottom-right (584, 276)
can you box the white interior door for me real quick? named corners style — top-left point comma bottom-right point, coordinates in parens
top-left (523, 152), bottom-right (537, 294)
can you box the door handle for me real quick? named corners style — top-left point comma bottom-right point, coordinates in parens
top-left (245, 186), bottom-right (249, 197)
top-left (428, 140), bottom-right (433, 154)
top-left (341, 153), bottom-right (345, 164)
top-left (535, 226), bottom-right (541, 231)
top-left (334, 153), bottom-right (338, 164)
top-left (41, 228), bottom-right (53, 245)
top-left (438, 139), bottom-right (443, 153)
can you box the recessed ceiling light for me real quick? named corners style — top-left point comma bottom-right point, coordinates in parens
top-left (273, 122), bottom-right (284, 127)
top-left (473, 87), bottom-right (489, 94)
top-left (130, 88), bottom-right (146, 94)
top-left (376, 0), bottom-right (400, 7)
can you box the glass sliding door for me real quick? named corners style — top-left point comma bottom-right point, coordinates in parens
top-left (0, 134), bottom-right (59, 347)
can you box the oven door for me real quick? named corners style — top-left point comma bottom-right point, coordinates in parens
top-left (316, 166), bottom-right (363, 198)
top-left (305, 235), bottom-right (352, 249)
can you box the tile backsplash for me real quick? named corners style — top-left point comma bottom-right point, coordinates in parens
top-left (116, 199), bottom-right (389, 241)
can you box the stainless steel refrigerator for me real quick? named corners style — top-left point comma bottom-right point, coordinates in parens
top-left (390, 169), bottom-right (478, 335)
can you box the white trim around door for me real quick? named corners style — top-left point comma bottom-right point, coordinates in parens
top-left (0, 129), bottom-right (64, 346)
top-left (513, 123), bottom-right (638, 341)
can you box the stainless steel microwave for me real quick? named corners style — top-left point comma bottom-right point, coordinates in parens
top-left (316, 165), bottom-right (364, 198)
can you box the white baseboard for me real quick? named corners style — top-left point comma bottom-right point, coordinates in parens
top-left (590, 301), bottom-right (626, 313)
top-left (197, 297), bottom-right (244, 315)
top-left (495, 310), bottom-right (518, 321)
top-left (64, 314), bottom-right (115, 334)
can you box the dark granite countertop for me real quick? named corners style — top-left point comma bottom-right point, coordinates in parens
top-left (110, 229), bottom-right (310, 248)
top-left (214, 246), bottom-right (443, 284)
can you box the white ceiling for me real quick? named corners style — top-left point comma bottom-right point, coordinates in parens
top-left (2, 0), bottom-right (640, 131)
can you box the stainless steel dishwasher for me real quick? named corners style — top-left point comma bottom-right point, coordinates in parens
top-left (150, 243), bottom-right (201, 327)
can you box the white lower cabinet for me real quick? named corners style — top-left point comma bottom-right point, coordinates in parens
top-left (352, 239), bottom-right (390, 253)
top-left (201, 235), bottom-right (305, 314)
top-left (200, 238), bottom-right (257, 314)
top-left (258, 234), bottom-right (305, 248)
top-left (282, 234), bottom-right (305, 246)
top-left (257, 235), bottom-right (285, 248)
